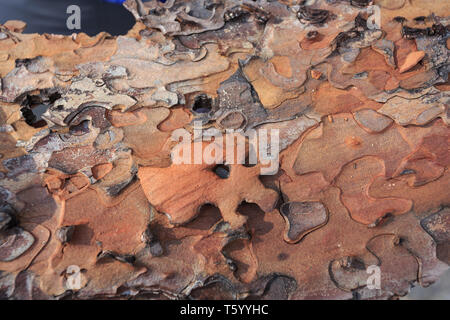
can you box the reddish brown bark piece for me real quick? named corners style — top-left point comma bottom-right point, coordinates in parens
top-left (118, 108), bottom-right (171, 161)
top-left (421, 208), bottom-right (450, 264)
top-left (335, 157), bottom-right (413, 225)
top-left (395, 133), bottom-right (450, 187)
top-left (91, 163), bottom-right (113, 180)
top-left (138, 147), bottom-right (278, 228)
top-left (330, 234), bottom-right (420, 297)
top-left (399, 51), bottom-right (425, 73)
top-left (279, 201), bottom-right (328, 244)
top-left (38, 182), bottom-right (150, 296)
top-left (293, 114), bottom-right (411, 181)
top-left (353, 109), bottom-right (393, 133)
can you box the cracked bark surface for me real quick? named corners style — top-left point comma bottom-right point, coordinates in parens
top-left (0, 0), bottom-right (449, 300)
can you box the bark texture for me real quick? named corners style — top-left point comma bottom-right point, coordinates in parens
top-left (0, 0), bottom-right (449, 299)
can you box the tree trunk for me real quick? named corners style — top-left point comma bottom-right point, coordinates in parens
top-left (0, 0), bottom-right (448, 300)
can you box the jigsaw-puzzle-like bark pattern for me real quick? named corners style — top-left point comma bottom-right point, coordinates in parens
top-left (0, 0), bottom-right (449, 300)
